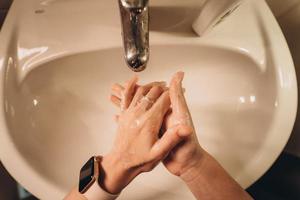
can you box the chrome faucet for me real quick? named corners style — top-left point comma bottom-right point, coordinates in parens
top-left (118, 0), bottom-right (149, 72)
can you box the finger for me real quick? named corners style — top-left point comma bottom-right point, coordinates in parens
top-left (170, 71), bottom-right (188, 115)
top-left (159, 108), bottom-right (172, 137)
top-left (150, 81), bottom-right (168, 91)
top-left (137, 81), bottom-right (167, 91)
top-left (111, 83), bottom-right (124, 98)
top-left (110, 82), bottom-right (170, 110)
top-left (130, 86), bottom-right (149, 109)
top-left (113, 81), bottom-right (168, 101)
top-left (150, 125), bottom-right (193, 160)
top-left (138, 86), bottom-right (164, 110)
top-left (110, 95), bottom-right (121, 107)
top-left (147, 91), bottom-right (171, 121)
top-left (122, 76), bottom-right (139, 110)
top-left (130, 82), bottom-right (166, 108)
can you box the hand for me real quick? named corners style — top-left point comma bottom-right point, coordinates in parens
top-left (163, 72), bottom-right (206, 177)
top-left (102, 76), bottom-right (191, 194)
top-left (110, 72), bottom-right (206, 179)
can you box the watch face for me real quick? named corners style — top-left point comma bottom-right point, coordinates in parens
top-left (79, 157), bottom-right (95, 193)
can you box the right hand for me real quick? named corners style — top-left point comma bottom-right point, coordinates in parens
top-left (162, 72), bottom-right (205, 178)
top-left (110, 72), bottom-right (207, 179)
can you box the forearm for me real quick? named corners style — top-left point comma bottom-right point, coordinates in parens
top-left (181, 152), bottom-right (253, 200)
top-left (64, 187), bottom-right (87, 200)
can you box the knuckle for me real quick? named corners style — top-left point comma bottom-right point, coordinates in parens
top-left (152, 85), bottom-right (162, 92)
top-left (163, 90), bottom-right (170, 97)
top-left (153, 86), bottom-right (164, 95)
top-left (146, 125), bottom-right (157, 134)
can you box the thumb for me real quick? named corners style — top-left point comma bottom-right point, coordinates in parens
top-left (150, 125), bottom-right (193, 160)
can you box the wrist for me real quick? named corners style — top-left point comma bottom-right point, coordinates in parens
top-left (179, 150), bottom-right (210, 183)
top-left (99, 153), bottom-right (137, 194)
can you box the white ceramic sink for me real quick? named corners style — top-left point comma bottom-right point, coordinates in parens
top-left (0, 0), bottom-right (297, 199)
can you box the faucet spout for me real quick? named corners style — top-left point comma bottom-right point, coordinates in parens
top-left (118, 0), bottom-right (149, 72)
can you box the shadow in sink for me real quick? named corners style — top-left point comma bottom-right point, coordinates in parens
top-left (149, 6), bottom-right (202, 36)
top-left (4, 44), bottom-right (277, 199)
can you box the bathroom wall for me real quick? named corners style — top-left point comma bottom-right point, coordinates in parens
top-left (0, 0), bottom-right (12, 28)
top-left (266, 0), bottom-right (300, 158)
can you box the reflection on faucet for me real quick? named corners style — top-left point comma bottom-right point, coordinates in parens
top-left (118, 0), bottom-right (149, 72)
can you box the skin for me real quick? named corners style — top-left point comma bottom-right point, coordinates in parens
top-left (111, 72), bottom-right (204, 176)
top-left (65, 74), bottom-right (192, 199)
top-left (109, 72), bottom-right (253, 200)
top-left (65, 72), bottom-right (253, 200)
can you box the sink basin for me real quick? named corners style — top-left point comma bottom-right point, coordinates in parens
top-left (0, 0), bottom-right (297, 199)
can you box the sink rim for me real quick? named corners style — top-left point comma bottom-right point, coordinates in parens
top-left (0, 0), bottom-right (297, 199)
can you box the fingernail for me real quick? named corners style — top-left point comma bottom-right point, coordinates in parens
top-left (159, 81), bottom-right (167, 86)
top-left (127, 75), bottom-right (138, 84)
top-left (132, 75), bottom-right (139, 83)
top-left (162, 86), bottom-right (169, 91)
top-left (177, 71), bottom-right (184, 82)
top-left (152, 81), bottom-right (165, 87)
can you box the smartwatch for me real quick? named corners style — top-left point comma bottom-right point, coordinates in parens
top-left (78, 156), bottom-right (118, 200)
